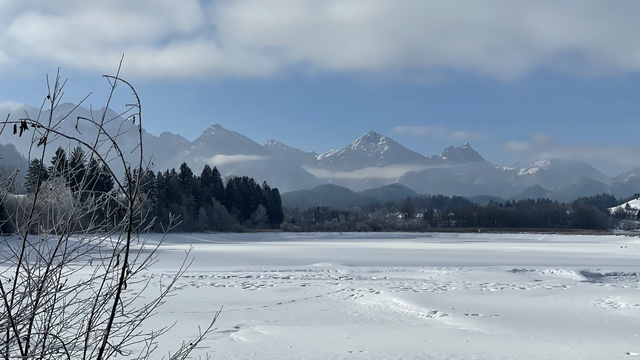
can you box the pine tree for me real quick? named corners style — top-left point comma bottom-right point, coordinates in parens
top-left (86, 158), bottom-right (114, 195)
top-left (68, 146), bottom-right (86, 193)
top-left (25, 158), bottom-right (49, 193)
top-left (178, 162), bottom-right (194, 194)
top-left (266, 187), bottom-right (284, 226)
top-left (223, 177), bottom-right (239, 215)
top-left (200, 165), bottom-right (225, 206)
top-left (211, 167), bottom-right (225, 203)
top-left (49, 146), bottom-right (69, 180)
top-left (164, 169), bottom-right (182, 205)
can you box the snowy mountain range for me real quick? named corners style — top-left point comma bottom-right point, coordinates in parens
top-left (2, 103), bottom-right (640, 204)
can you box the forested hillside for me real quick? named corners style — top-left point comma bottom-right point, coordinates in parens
top-left (1, 146), bottom-right (284, 233)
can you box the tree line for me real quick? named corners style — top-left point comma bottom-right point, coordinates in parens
top-left (140, 162), bottom-right (284, 231)
top-left (4, 145), bottom-right (634, 233)
top-left (2, 146), bottom-right (284, 233)
top-left (281, 193), bottom-right (627, 232)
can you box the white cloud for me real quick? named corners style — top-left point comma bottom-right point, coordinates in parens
top-left (503, 132), bottom-right (640, 174)
top-left (391, 125), bottom-right (486, 141)
top-left (205, 154), bottom-right (265, 167)
top-left (307, 164), bottom-right (430, 180)
top-left (0, 100), bottom-right (25, 112)
top-left (2, 1), bottom-right (640, 79)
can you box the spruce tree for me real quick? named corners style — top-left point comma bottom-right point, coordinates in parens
top-left (49, 146), bottom-right (69, 180)
top-left (68, 146), bottom-right (86, 193)
top-left (25, 158), bottom-right (49, 193)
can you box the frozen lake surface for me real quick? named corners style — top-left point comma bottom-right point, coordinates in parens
top-left (142, 232), bottom-right (640, 359)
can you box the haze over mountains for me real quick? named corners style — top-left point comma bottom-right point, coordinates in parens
top-left (2, 104), bottom-right (640, 206)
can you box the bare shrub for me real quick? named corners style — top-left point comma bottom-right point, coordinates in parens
top-left (0, 63), bottom-right (217, 359)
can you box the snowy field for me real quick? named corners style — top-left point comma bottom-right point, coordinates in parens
top-left (140, 232), bottom-right (640, 359)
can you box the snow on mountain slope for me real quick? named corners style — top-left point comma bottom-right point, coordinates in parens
top-left (609, 197), bottom-right (640, 215)
top-left (169, 123), bottom-right (270, 173)
top-left (186, 124), bottom-right (270, 158)
top-left (5, 101), bottom-right (640, 199)
top-left (500, 159), bottom-right (609, 189)
top-left (264, 139), bottom-right (318, 167)
top-left (171, 125), bottom-right (319, 192)
top-left (316, 131), bottom-right (427, 171)
top-left (608, 168), bottom-right (640, 199)
top-left (440, 142), bottom-right (485, 163)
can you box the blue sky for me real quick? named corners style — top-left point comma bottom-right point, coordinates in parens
top-left (2, 1), bottom-right (640, 175)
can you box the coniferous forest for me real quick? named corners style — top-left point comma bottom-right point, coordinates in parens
top-left (281, 194), bottom-right (627, 232)
top-left (2, 146), bottom-right (284, 233)
top-left (1, 146), bottom-right (634, 234)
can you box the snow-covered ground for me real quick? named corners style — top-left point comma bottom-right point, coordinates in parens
top-left (140, 232), bottom-right (640, 359)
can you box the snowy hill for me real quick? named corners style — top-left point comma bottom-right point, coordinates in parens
top-left (608, 197), bottom-right (640, 216)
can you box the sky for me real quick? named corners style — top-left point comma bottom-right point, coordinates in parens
top-left (1, 0), bottom-right (640, 176)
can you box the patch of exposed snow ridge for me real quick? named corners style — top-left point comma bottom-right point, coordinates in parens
top-left (518, 167), bottom-right (541, 176)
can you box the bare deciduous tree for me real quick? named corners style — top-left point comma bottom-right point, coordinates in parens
top-left (0, 63), bottom-right (218, 359)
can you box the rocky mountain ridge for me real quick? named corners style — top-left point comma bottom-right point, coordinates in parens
top-left (1, 103), bottom-right (638, 203)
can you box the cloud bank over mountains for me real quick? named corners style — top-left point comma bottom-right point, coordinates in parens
top-left (2, 102), bottom-right (640, 202)
top-left (2, 1), bottom-right (640, 80)
top-left (503, 132), bottom-right (640, 175)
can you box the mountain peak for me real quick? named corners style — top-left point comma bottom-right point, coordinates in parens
top-left (440, 143), bottom-right (485, 163)
top-left (204, 123), bottom-right (225, 134)
top-left (188, 123), bottom-right (269, 157)
top-left (352, 131), bottom-right (386, 147)
top-left (317, 131), bottom-right (427, 171)
top-left (363, 130), bottom-right (384, 139)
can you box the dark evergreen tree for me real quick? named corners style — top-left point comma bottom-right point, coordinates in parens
top-left (140, 169), bottom-right (157, 204)
top-left (151, 171), bottom-right (173, 231)
top-left (96, 161), bottom-right (114, 194)
top-left (85, 158), bottom-right (101, 194)
top-left (223, 177), bottom-right (239, 214)
top-left (25, 158), bottom-right (49, 193)
top-left (0, 198), bottom-right (14, 234)
top-left (68, 146), bottom-right (86, 193)
top-left (223, 176), bottom-right (262, 223)
top-left (164, 169), bottom-right (182, 205)
top-left (178, 162), bottom-right (195, 194)
top-left (211, 166), bottom-right (225, 203)
top-left (401, 196), bottom-right (416, 219)
top-left (49, 146), bottom-right (69, 179)
top-left (178, 163), bottom-right (200, 226)
top-left (262, 182), bottom-right (284, 226)
top-left (200, 165), bottom-right (225, 206)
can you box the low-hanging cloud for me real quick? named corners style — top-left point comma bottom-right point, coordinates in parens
top-left (503, 132), bottom-right (640, 174)
top-left (307, 164), bottom-right (431, 180)
top-left (205, 154), bottom-right (265, 167)
top-left (0, 100), bottom-right (25, 113)
top-left (2, 1), bottom-right (640, 80)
